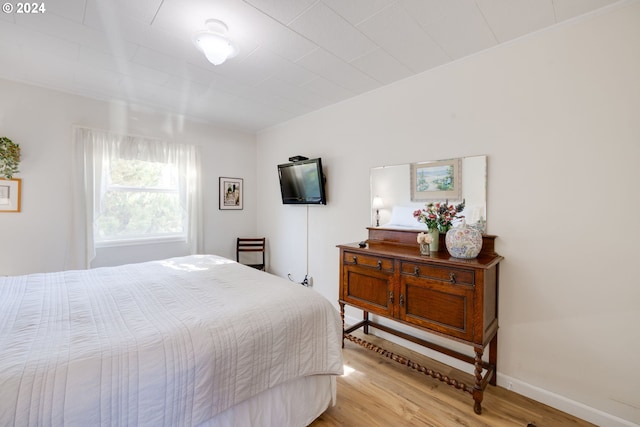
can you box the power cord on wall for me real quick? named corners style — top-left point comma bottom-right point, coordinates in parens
top-left (305, 204), bottom-right (309, 276)
top-left (286, 205), bottom-right (313, 287)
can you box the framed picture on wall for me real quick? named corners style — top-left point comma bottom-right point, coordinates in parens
top-left (0, 178), bottom-right (21, 213)
top-left (410, 158), bottom-right (461, 201)
top-left (219, 177), bottom-right (243, 210)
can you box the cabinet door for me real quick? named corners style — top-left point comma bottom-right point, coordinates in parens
top-left (341, 252), bottom-right (394, 317)
top-left (399, 263), bottom-right (475, 341)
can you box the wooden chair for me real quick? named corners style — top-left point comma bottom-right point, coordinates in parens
top-left (236, 237), bottom-right (266, 271)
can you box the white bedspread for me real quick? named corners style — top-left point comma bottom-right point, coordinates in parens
top-left (0, 255), bottom-right (344, 426)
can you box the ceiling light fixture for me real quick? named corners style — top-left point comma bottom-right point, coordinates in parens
top-left (193, 19), bottom-right (238, 66)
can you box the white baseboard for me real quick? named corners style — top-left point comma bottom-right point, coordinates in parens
top-left (496, 374), bottom-right (638, 427)
top-left (342, 315), bottom-right (636, 427)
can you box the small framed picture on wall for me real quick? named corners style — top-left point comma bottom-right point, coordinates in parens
top-left (0, 178), bottom-right (21, 213)
top-left (219, 177), bottom-right (243, 210)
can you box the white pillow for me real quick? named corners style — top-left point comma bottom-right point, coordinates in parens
top-left (388, 206), bottom-right (419, 227)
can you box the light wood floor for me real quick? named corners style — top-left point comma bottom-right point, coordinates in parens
top-left (311, 332), bottom-right (596, 427)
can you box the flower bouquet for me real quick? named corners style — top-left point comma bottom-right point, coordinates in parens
top-left (413, 199), bottom-right (465, 233)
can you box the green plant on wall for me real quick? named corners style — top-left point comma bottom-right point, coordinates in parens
top-left (0, 136), bottom-right (20, 179)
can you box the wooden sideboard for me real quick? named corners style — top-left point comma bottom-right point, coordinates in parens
top-left (338, 227), bottom-right (503, 414)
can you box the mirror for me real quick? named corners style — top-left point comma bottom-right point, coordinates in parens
top-left (370, 155), bottom-right (487, 232)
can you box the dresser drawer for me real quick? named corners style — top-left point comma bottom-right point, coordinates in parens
top-left (400, 262), bottom-right (474, 286)
top-left (343, 251), bottom-right (394, 272)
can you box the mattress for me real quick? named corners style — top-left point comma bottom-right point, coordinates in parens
top-left (0, 255), bottom-right (344, 426)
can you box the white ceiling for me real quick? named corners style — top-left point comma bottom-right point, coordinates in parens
top-left (0, 0), bottom-right (621, 132)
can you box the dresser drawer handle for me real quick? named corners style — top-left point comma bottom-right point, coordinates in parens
top-left (399, 294), bottom-right (404, 307)
top-left (389, 290), bottom-right (394, 304)
top-left (352, 256), bottom-right (358, 264)
top-left (449, 272), bottom-right (457, 284)
top-left (414, 266), bottom-right (420, 276)
top-left (377, 260), bottom-right (382, 270)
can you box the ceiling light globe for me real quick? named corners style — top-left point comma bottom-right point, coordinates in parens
top-left (193, 19), bottom-right (238, 66)
top-left (195, 34), bottom-right (235, 65)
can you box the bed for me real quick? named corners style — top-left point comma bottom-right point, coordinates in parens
top-left (0, 255), bottom-right (344, 426)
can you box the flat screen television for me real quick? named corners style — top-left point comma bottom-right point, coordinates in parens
top-left (277, 158), bottom-right (327, 205)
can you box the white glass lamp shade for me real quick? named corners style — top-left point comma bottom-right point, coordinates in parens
top-left (193, 19), bottom-right (238, 66)
top-left (372, 196), bottom-right (384, 210)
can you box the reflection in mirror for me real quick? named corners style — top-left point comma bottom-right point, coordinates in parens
top-left (370, 156), bottom-right (487, 232)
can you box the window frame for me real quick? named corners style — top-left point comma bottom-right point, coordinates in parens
top-left (94, 159), bottom-right (187, 246)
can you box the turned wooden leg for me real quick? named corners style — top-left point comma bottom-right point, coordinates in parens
top-left (339, 302), bottom-right (346, 348)
top-left (473, 348), bottom-right (484, 415)
top-left (489, 334), bottom-right (498, 386)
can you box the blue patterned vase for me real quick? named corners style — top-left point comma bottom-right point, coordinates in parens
top-left (445, 221), bottom-right (482, 259)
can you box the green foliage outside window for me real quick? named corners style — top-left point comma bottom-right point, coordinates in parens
top-left (95, 158), bottom-right (185, 242)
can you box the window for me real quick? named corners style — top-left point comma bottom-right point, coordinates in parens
top-left (73, 127), bottom-right (201, 267)
top-left (95, 158), bottom-right (185, 244)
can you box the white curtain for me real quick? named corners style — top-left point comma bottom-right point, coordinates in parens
top-left (69, 126), bottom-right (202, 269)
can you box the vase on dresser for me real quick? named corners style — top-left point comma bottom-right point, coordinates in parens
top-left (428, 228), bottom-right (439, 252)
top-left (445, 221), bottom-right (483, 259)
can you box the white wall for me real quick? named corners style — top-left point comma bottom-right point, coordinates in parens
top-left (256, 2), bottom-right (640, 426)
top-left (0, 79), bottom-right (257, 275)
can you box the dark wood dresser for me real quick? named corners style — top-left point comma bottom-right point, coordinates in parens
top-left (338, 227), bottom-right (503, 414)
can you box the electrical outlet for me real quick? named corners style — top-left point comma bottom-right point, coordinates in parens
top-left (287, 273), bottom-right (312, 286)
